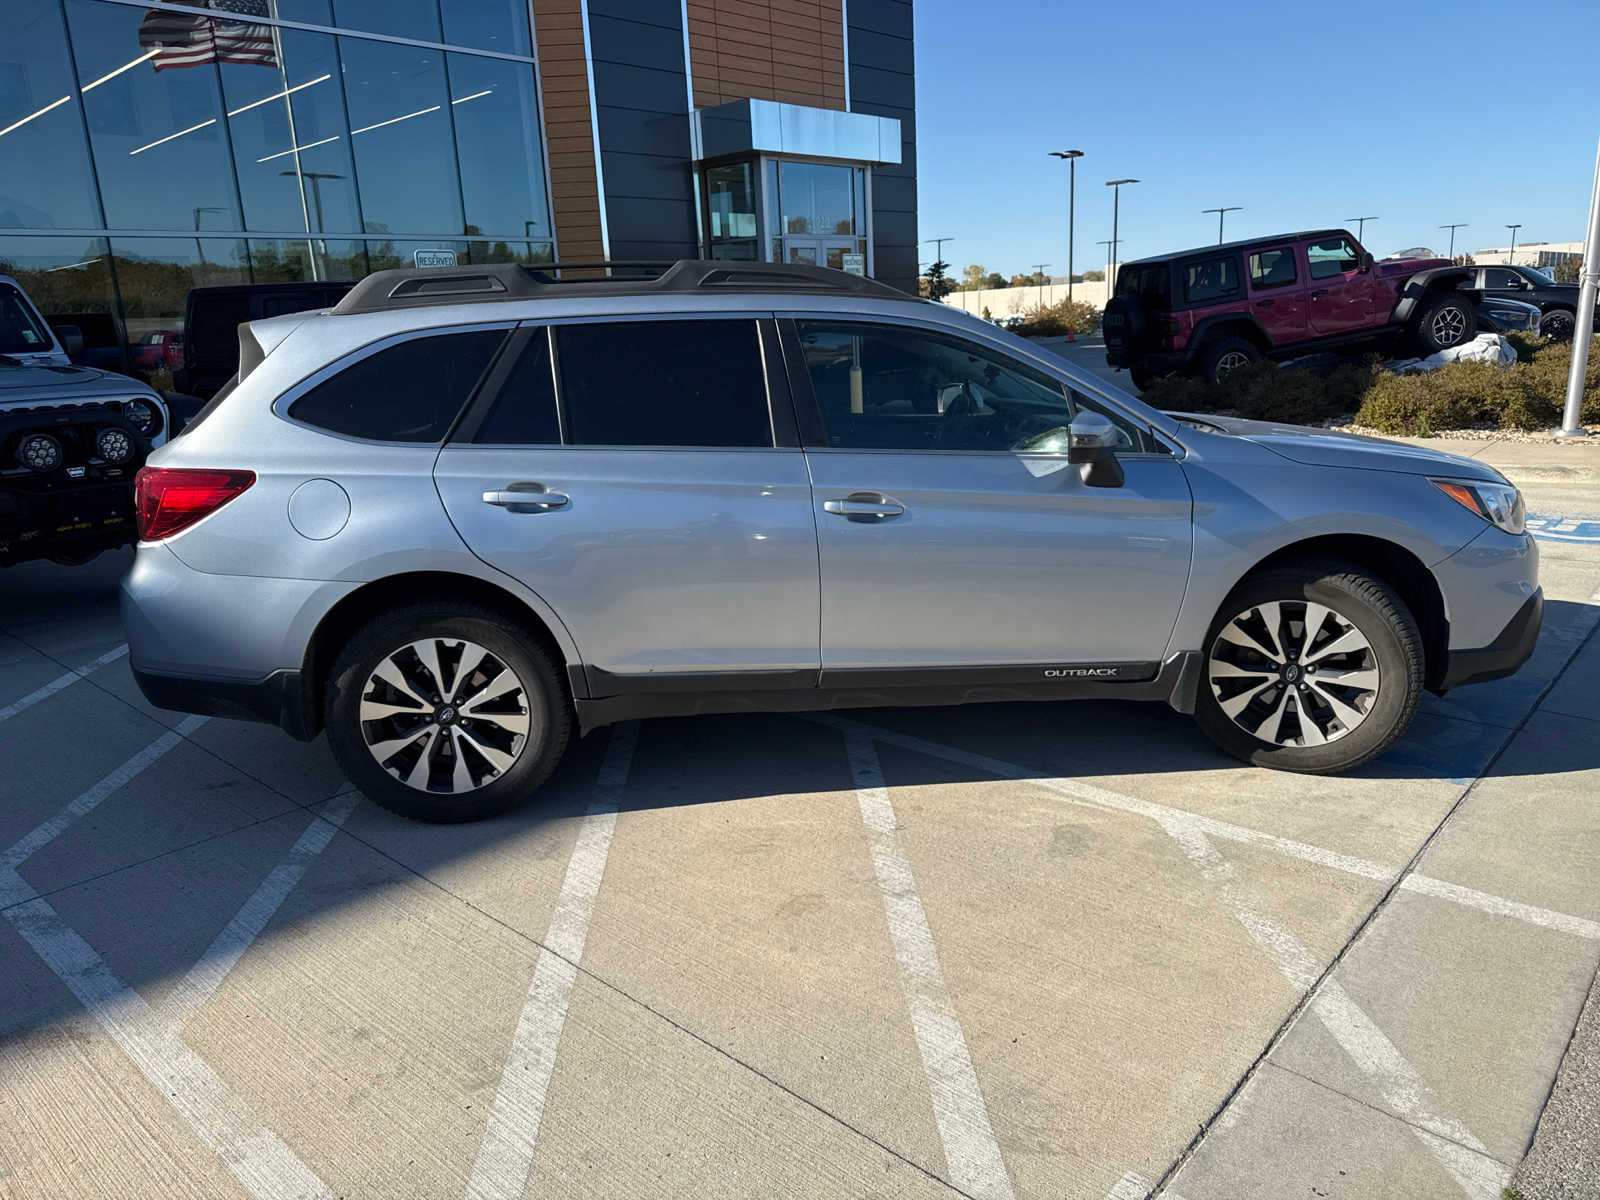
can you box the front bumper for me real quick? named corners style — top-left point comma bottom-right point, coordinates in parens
top-left (1435, 587), bottom-right (1543, 692)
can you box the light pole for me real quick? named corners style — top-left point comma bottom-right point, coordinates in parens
top-left (1346, 215), bottom-right (1377, 245)
top-left (1203, 206), bottom-right (1242, 244)
top-left (1096, 239), bottom-right (1117, 286)
top-left (1031, 262), bottom-right (1050, 309)
top-left (1106, 178), bottom-right (1137, 288)
top-left (1049, 149), bottom-right (1083, 298)
top-left (1505, 224), bottom-right (1522, 266)
top-left (1439, 223), bottom-right (1468, 262)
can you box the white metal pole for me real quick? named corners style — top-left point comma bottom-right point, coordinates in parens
top-left (1556, 137), bottom-right (1600, 438)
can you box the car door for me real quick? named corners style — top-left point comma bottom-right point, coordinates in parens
top-left (1304, 236), bottom-right (1376, 336)
top-left (434, 316), bottom-right (821, 692)
top-left (1246, 245), bottom-right (1307, 343)
top-left (1481, 266), bottom-right (1526, 303)
top-left (783, 316), bottom-right (1193, 679)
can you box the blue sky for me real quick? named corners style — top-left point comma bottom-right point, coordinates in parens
top-left (911, 0), bottom-right (1599, 277)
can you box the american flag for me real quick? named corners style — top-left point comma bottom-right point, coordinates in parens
top-left (137, 1), bottom-right (278, 71)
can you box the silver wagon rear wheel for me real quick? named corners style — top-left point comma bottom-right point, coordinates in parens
top-left (358, 637), bottom-right (531, 794)
top-left (1207, 600), bottom-right (1380, 748)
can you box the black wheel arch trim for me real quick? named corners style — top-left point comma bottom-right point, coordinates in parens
top-left (1389, 266), bottom-right (1476, 326)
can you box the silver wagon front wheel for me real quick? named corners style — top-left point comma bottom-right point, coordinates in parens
top-left (358, 637), bottom-right (531, 794)
top-left (1207, 599), bottom-right (1381, 748)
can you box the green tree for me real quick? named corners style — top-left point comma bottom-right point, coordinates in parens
top-left (922, 259), bottom-right (956, 301)
top-left (1552, 258), bottom-right (1580, 283)
top-left (1080, 268), bottom-right (1105, 282)
top-left (961, 263), bottom-right (988, 290)
top-left (983, 272), bottom-right (1005, 289)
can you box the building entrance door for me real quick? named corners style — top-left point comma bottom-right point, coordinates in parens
top-left (784, 236), bottom-right (862, 271)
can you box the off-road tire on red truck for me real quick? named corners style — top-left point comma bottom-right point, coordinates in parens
top-left (1412, 291), bottom-right (1475, 355)
top-left (1198, 335), bottom-right (1260, 385)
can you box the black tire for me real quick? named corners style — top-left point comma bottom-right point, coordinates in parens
top-left (323, 600), bottom-right (572, 822)
top-left (1412, 291), bottom-right (1475, 354)
top-left (1539, 308), bottom-right (1576, 340)
top-left (1198, 335), bottom-right (1260, 385)
top-left (1193, 560), bottom-right (1424, 774)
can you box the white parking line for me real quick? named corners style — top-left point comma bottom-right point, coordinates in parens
top-left (814, 716), bottom-right (1600, 944)
top-left (0, 643), bottom-right (128, 725)
top-left (465, 722), bottom-right (638, 1200)
top-left (843, 732), bottom-right (1015, 1200)
top-left (165, 792), bottom-right (362, 1027)
top-left (2, 883), bottom-right (335, 1200)
top-left (0, 714), bottom-right (208, 909)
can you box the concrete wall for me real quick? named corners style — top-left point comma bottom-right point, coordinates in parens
top-left (941, 279), bottom-right (1111, 319)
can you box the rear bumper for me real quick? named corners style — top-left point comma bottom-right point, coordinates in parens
top-left (1105, 345), bottom-right (1192, 374)
top-left (1435, 587), bottom-right (1542, 692)
top-left (132, 665), bottom-right (318, 740)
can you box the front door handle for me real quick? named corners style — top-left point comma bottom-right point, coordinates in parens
top-left (482, 482), bottom-right (569, 512)
top-left (1310, 288), bottom-right (1330, 298)
top-left (1254, 298), bottom-right (1275, 307)
top-left (823, 492), bottom-right (905, 521)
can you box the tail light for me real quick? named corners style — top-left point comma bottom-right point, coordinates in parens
top-left (134, 467), bottom-right (255, 541)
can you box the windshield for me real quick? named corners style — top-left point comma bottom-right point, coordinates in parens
top-left (0, 283), bottom-right (55, 356)
top-left (1522, 266), bottom-right (1555, 285)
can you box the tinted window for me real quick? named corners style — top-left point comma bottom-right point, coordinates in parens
top-left (472, 331), bottom-right (560, 444)
top-left (1307, 238), bottom-right (1360, 280)
top-left (1484, 268), bottom-right (1523, 289)
top-left (0, 284), bottom-right (54, 353)
top-left (290, 329), bottom-right (503, 442)
top-left (1116, 263), bottom-right (1171, 305)
top-left (795, 321), bottom-right (1148, 453)
top-left (1183, 255), bottom-right (1241, 304)
top-left (1248, 247), bottom-right (1297, 290)
top-left (556, 321), bottom-right (770, 448)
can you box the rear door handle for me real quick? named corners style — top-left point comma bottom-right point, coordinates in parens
top-left (823, 492), bottom-right (905, 521)
top-left (1254, 299), bottom-right (1275, 307)
top-left (482, 482), bottom-right (569, 511)
top-left (1310, 289), bottom-right (1330, 298)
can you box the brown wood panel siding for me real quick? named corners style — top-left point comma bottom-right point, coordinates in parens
top-left (533, 0), bottom-right (604, 260)
top-left (687, 0), bottom-right (846, 111)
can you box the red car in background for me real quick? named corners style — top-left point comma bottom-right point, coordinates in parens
top-left (131, 329), bottom-right (183, 371)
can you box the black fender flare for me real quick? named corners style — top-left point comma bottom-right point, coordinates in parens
top-left (1188, 311), bottom-right (1273, 357)
top-left (1389, 266), bottom-right (1476, 326)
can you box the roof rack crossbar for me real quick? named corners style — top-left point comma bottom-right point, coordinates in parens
top-left (331, 258), bottom-right (908, 315)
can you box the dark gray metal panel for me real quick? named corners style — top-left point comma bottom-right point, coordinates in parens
top-left (846, 27), bottom-right (914, 76)
top-left (870, 174), bottom-right (917, 216)
top-left (583, 5), bottom-right (696, 260)
top-left (845, 0), bottom-right (913, 39)
top-left (585, 0), bottom-right (682, 31)
top-left (872, 245), bottom-right (919, 292)
top-left (587, 14), bottom-right (686, 73)
top-left (849, 63), bottom-right (915, 110)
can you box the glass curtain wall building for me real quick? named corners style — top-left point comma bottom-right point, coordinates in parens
top-left (2, 0), bottom-right (552, 377)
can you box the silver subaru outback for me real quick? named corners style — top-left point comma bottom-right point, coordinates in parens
top-left (122, 261), bottom-right (1540, 822)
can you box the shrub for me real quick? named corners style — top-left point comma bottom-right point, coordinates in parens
top-left (1140, 334), bottom-right (1599, 434)
top-left (1018, 297), bottom-right (1101, 337)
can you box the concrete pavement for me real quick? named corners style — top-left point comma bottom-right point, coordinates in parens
top-left (0, 440), bottom-right (1596, 1199)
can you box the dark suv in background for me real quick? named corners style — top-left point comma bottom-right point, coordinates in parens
top-left (174, 280), bottom-right (354, 399)
top-left (1461, 263), bottom-right (1593, 340)
top-left (1104, 229), bottom-right (1476, 386)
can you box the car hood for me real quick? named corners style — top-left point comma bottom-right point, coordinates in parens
top-left (0, 362), bottom-right (159, 403)
top-left (1169, 412), bottom-right (1508, 482)
top-left (1375, 255), bottom-right (1453, 277)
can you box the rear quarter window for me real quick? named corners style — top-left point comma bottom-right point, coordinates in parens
top-left (1182, 255), bottom-right (1242, 305)
top-left (288, 328), bottom-right (505, 443)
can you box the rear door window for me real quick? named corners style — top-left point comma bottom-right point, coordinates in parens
top-left (1248, 247), bottom-right (1297, 290)
top-left (1182, 255), bottom-right (1241, 304)
top-left (1484, 268), bottom-right (1522, 290)
top-left (554, 319), bottom-right (771, 448)
top-left (288, 328), bottom-right (505, 442)
top-left (470, 330), bottom-right (561, 445)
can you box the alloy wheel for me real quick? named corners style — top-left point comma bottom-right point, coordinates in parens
top-left (1430, 306), bottom-right (1467, 345)
top-left (358, 637), bottom-right (530, 793)
top-left (1541, 311), bottom-right (1574, 339)
top-left (1207, 600), bottom-right (1380, 747)
top-left (1215, 350), bottom-right (1252, 376)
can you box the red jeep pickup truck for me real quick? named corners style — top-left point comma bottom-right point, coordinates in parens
top-left (1104, 229), bottom-right (1477, 386)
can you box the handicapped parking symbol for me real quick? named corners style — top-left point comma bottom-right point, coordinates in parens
top-left (1525, 513), bottom-right (1600, 545)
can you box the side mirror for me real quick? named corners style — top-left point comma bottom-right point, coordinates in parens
top-left (1357, 251), bottom-right (1374, 273)
top-left (54, 324), bottom-right (84, 358)
top-left (1067, 411), bottom-right (1125, 488)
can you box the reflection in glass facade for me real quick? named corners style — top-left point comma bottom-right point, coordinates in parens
top-left (0, 0), bottom-right (553, 382)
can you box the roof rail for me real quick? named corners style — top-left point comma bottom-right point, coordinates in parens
top-left (330, 258), bottom-right (910, 315)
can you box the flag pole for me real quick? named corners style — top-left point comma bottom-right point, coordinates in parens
top-left (265, 0), bottom-right (319, 280)
top-left (1556, 136), bottom-right (1599, 438)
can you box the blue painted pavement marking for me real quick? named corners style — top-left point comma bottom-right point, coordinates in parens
top-left (1526, 513), bottom-right (1600, 545)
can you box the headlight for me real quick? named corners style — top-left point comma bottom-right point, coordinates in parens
top-left (17, 432), bottom-right (64, 472)
top-left (123, 398), bottom-right (161, 437)
top-left (1431, 478), bottom-right (1526, 535)
top-left (95, 427), bottom-right (134, 463)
